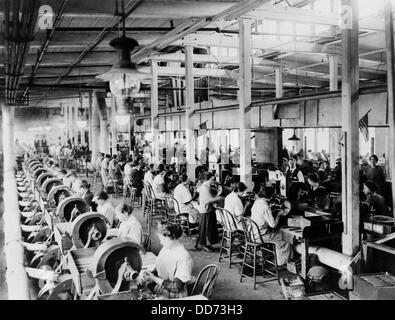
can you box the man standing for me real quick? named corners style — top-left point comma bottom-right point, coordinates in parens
top-left (364, 154), bottom-right (386, 195)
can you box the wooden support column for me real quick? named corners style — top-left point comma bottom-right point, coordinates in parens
top-left (151, 61), bottom-right (160, 166)
top-left (329, 55), bottom-right (339, 91)
top-left (384, 0), bottom-right (395, 217)
top-left (341, 0), bottom-right (360, 256)
top-left (185, 45), bottom-right (196, 180)
top-left (94, 91), bottom-right (110, 155)
top-left (329, 55), bottom-right (340, 167)
top-left (91, 92), bottom-right (101, 168)
top-left (88, 92), bottom-right (93, 151)
top-left (238, 18), bottom-right (253, 189)
top-left (111, 96), bottom-right (117, 156)
top-left (1, 101), bottom-right (30, 300)
top-left (68, 105), bottom-right (73, 144)
top-left (275, 67), bottom-right (283, 98)
top-left (74, 104), bottom-right (78, 145)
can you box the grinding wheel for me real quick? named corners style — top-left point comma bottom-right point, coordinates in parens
top-left (33, 168), bottom-right (47, 180)
top-left (48, 186), bottom-right (72, 207)
top-left (37, 173), bottom-right (54, 189)
top-left (71, 213), bottom-right (109, 249)
top-left (90, 239), bottom-right (143, 294)
top-left (43, 178), bottom-right (63, 197)
top-left (56, 197), bottom-right (90, 222)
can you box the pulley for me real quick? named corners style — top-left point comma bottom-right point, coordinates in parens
top-left (89, 239), bottom-right (142, 294)
top-left (47, 186), bottom-right (73, 207)
top-left (42, 178), bottom-right (63, 196)
top-left (71, 213), bottom-right (109, 249)
top-left (56, 197), bottom-right (90, 222)
top-left (36, 173), bottom-right (54, 189)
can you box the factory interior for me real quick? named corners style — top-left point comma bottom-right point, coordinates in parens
top-left (2, 0), bottom-right (395, 302)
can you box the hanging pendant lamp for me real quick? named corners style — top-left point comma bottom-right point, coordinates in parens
top-left (288, 129), bottom-right (300, 141)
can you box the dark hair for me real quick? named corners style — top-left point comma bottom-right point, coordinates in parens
top-left (205, 172), bottom-right (214, 181)
top-left (159, 221), bottom-right (183, 240)
top-left (117, 203), bottom-right (133, 216)
top-left (158, 164), bottom-right (166, 173)
top-left (364, 180), bottom-right (378, 193)
top-left (96, 191), bottom-right (108, 201)
top-left (233, 182), bottom-right (247, 193)
top-left (257, 185), bottom-right (275, 199)
top-left (112, 155), bottom-right (117, 159)
top-left (319, 161), bottom-right (326, 167)
top-left (81, 180), bottom-right (90, 189)
top-left (105, 154), bottom-right (111, 159)
top-left (180, 174), bottom-right (188, 183)
top-left (370, 154), bottom-right (378, 162)
top-left (307, 173), bottom-right (320, 184)
top-left (60, 169), bottom-right (67, 175)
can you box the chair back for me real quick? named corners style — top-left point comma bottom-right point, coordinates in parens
top-left (190, 264), bottom-right (220, 298)
top-left (143, 181), bottom-right (155, 200)
top-left (216, 207), bottom-right (238, 231)
top-left (240, 217), bottom-right (263, 245)
top-left (142, 233), bottom-right (150, 251)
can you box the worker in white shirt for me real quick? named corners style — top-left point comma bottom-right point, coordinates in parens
top-left (93, 191), bottom-right (115, 228)
top-left (173, 174), bottom-right (200, 224)
top-left (115, 203), bottom-right (143, 246)
top-left (143, 163), bottom-right (155, 185)
top-left (100, 154), bottom-right (111, 192)
top-left (223, 182), bottom-right (247, 230)
top-left (152, 164), bottom-right (167, 199)
top-left (250, 186), bottom-right (293, 266)
top-left (65, 170), bottom-right (82, 193)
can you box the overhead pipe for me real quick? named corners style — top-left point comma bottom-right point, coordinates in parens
top-left (22, 0), bottom-right (69, 100)
top-left (3, 0), bottom-right (40, 105)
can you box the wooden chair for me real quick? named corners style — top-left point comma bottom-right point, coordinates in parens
top-left (143, 181), bottom-right (167, 229)
top-left (164, 197), bottom-right (198, 237)
top-left (190, 264), bottom-right (220, 299)
top-left (217, 208), bottom-right (244, 268)
top-left (142, 233), bottom-right (151, 252)
top-left (239, 217), bottom-right (280, 290)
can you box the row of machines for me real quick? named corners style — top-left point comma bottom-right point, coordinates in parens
top-left (16, 157), bottom-right (155, 300)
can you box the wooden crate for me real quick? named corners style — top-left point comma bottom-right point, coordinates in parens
top-left (67, 247), bottom-right (96, 296)
top-left (54, 222), bottom-right (73, 255)
top-left (307, 291), bottom-right (346, 300)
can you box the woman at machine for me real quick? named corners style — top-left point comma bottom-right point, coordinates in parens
top-left (173, 174), bottom-right (200, 225)
top-left (250, 185), bottom-right (293, 266)
top-left (78, 180), bottom-right (97, 211)
top-left (361, 180), bottom-right (387, 218)
top-left (93, 191), bottom-right (116, 228)
top-left (137, 222), bottom-right (193, 298)
top-left (115, 203), bottom-right (143, 246)
top-left (223, 181), bottom-right (248, 229)
top-left (306, 173), bottom-right (328, 210)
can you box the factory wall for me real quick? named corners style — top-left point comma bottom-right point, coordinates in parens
top-left (134, 91), bottom-right (389, 133)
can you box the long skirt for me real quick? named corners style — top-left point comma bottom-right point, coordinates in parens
top-left (260, 229), bottom-right (293, 266)
top-left (198, 209), bottom-right (219, 246)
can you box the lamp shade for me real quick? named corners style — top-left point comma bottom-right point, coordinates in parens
top-left (288, 129), bottom-right (300, 141)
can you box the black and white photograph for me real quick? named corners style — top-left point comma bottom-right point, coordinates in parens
top-left (0, 0), bottom-right (394, 311)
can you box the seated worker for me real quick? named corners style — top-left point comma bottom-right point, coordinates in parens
top-left (361, 181), bottom-right (387, 216)
top-left (78, 180), bottom-right (97, 211)
top-left (223, 182), bottom-right (248, 229)
top-left (152, 164), bottom-right (167, 199)
top-left (306, 173), bottom-right (328, 209)
top-left (115, 203), bottom-right (143, 245)
top-left (144, 164), bottom-right (155, 185)
top-left (173, 174), bottom-right (200, 224)
top-left (250, 186), bottom-right (293, 266)
top-left (317, 161), bottom-right (329, 182)
top-left (93, 191), bottom-right (115, 228)
top-left (66, 170), bottom-right (82, 194)
top-left (137, 222), bottom-right (193, 299)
